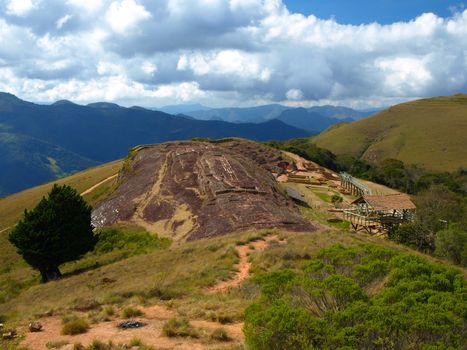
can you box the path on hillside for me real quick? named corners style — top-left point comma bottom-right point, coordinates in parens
top-left (206, 235), bottom-right (286, 293)
top-left (0, 175), bottom-right (118, 234)
top-left (80, 174), bottom-right (118, 196)
top-left (21, 304), bottom-right (244, 350)
top-left (0, 226), bottom-right (11, 234)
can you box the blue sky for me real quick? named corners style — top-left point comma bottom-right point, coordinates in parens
top-left (284, 0), bottom-right (465, 24)
top-left (0, 0), bottom-right (466, 108)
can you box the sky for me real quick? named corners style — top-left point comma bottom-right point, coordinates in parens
top-left (0, 0), bottom-right (466, 108)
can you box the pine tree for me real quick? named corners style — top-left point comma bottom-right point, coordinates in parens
top-left (9, 184), bottom-right (96, 282)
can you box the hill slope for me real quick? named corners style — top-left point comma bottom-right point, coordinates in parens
top-left (0, 133), bottom-right (98, 196)
top-left (312, 94), bottom-right (467, 171)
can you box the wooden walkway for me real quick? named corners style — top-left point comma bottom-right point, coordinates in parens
top-left (340, 172), bottom-right (372, 196)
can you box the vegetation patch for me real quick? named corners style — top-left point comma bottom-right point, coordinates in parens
top-left (121, 306), bottom-right (144, 318)
top-left (94, 225), bottom-right (170, 255)
top-left (210, 327), bottom-right (231, 342)
top-left (244, 244), bottom-right (466, 350)
top-left (162, 318), bottom-right (201, 338)
top-left (46, 340), bottom-right (70, 349)
top-left (61, 316), bottom-right (90, 335)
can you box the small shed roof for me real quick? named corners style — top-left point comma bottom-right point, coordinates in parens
top-left (352, 193), bottom-right (416, 211)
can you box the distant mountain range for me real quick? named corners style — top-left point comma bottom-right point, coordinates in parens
top-left (0, 93), bottom-right (309, 196)
top-left (157, 103), bottom-right (377, 133)
top-left (313, 94), bottom-right (467, 172)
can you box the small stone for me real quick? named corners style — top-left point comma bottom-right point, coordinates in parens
top-left (29, 321), bottom-right (43, 332)
top-left (2, 329), bottom-right (17, 340)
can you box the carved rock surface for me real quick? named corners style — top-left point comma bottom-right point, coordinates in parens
top-left (92, 140), bottom-right (316, 240)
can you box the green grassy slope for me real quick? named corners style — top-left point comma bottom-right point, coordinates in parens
top-left (312, 94), bottom-right (467, 171)
top-left (0, 160), bottom-right (123, 231)
top-left (0, 133), bottom-right (99, 196)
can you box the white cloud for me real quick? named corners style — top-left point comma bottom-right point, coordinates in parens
top-left (286, 89), bottom-right (303, 101)
top-left (66, 0), bottom-right (103, 12)
top-left (377, 57), bottom-right (433, 94)
top-left (105, 0), bottom-right (151, 34)
top-left (6, 0), bottom-right (35, 16)
top-left (56, 14), bottom-right (72, 29)
top-left (0, 1), bottom-right (466, 107)
top-left (177, 50), bottom-right (269, 83)
top-left (141, 61), bottom-right (157, 75)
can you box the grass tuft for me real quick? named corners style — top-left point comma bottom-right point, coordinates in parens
top-left (46, 340), bottom-right (70, 349)
top-left (121, 307), bottom-right (143, 318)
top-left (210, 327), bottom-right (231, 342)
top-left (61, 316), bottom-right (89, 335)
top-left (162, 318), bottom-right (200, 338)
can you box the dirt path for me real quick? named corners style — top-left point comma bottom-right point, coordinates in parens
top-left (21, 305), bottom-right (244, 350)
top-left (0, 226), bottom-right (11, 234)
top-left (80, 174), bottom-right (118, 196)
top-left (206, 235), bottom-right (286, 293)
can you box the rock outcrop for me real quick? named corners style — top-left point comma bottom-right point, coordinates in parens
top-left (92, 140), bottom-right (316, 240)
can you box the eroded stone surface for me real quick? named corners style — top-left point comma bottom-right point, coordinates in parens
top-left (92, 140), bottom-right (316, 240)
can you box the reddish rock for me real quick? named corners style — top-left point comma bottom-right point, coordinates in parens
top-left (92, 140), bottom-right (316, 240)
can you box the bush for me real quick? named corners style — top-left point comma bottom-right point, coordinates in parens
top-left (86, 340), bottom-right (108, 350)
top-left (121, 307), bottom-right (143, 318)
top-left (103, 305), bottom-right (115, 317)
top-left (210, 328), bottom-right (231, 342)
top-left (94, 226), bottom-right (170, 255)
top-left (244, 244), bottom-right (466, 350)
top-left (162, 318), bottom-right (200, 338)
top-left (331, 194), bottom-right (343, 207)
top-left (61, 317), bottom-right (89, 335)
top-left (245, 301), bottom-right (324, 349)
top-left (435, 225), bottom-right (467, 266)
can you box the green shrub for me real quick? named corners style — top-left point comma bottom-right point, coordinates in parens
top-left (162, 318), bottom-right (200, 338)
top-left (245, 300), bottom-right (324, 349)
top-left (244, 244), bottom-right (466, 350)
top-left (94, 226), bottom-right (170, 255)
top-left (435, 224), bottom-right (467, 266)
top-left (121, 307), bottom-right (143, 318)
top-left (331, 194), bottom-right (343, 206)
top-left (61, 317), bottom-right (89, 335)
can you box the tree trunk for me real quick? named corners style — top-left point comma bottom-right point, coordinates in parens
top-left (39, 266), bottom-right (62, 283)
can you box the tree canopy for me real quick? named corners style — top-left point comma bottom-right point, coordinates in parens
top-left (9, 184), bottom-right (96, 282)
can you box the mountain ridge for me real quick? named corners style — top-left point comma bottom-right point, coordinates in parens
top-left (0, 93), bottom-right (309, 195)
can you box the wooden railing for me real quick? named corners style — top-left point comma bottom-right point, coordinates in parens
top-left (339, 172), bottom-right (372, 196)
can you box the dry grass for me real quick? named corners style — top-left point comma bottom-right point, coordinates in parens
top-left (313, 94), bottom-right (467, 171)
top-left (0, 160), bottom-right (122, 230)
